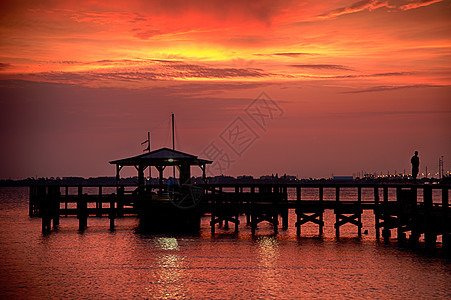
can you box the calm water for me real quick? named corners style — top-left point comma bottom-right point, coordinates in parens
top-left (0, 187), bottom-right (450, 299)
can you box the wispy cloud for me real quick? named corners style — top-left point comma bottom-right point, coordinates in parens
top-left (342, 84), bottom-right (445, 93)
top-left (318, 0), bottom-right (388, 20)
top-left (333, 72), bottom-right (412, 78)
top-left (290, 64), bottom-right (354, 71)
top-left (294, 72), bottom-right (412, 80)
top-left (318, 0), bottom-right (446, 20)
top-left (254, 52), bottom-right (317, 57)
top-left (399, 0), bottom-right (444, 11)
top-left (51, 59), bottom-right (183, 67)
top-left (16, 61), bottom-right (270, 86)
top-left (166, 62), bottom-right (267, 78)
top-left (133, 29), bottom-right (162, 40)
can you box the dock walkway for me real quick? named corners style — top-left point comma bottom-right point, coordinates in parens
top-left (30, 183), bottom-right (450, 251)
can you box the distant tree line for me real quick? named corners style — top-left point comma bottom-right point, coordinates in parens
top-left (0, 174), bottom-right (448, 187)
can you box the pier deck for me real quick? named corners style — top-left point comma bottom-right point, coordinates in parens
top-left (30, 183), bottom-right (450, 251)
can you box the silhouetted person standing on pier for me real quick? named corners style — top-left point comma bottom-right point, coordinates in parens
top-left (411, 151), bottom-right (419, 183)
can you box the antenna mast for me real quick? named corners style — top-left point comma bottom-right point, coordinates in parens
top-left (172, 113), bottom-right (175, 150)
top-left (147, 132), bottom-right (150, 152)
top-left (142, 131), bottom-right (150, 153)
top-left (171, 113), bottom-right (176, 180)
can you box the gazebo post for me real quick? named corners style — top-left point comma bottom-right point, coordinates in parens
top-left (201, 164), bottom-right (206, 184)
top-left (179, 162), bottom-right (191, 185)
top-left (156, 166), bottom-right (165, 194)
top-left (115, 165), bottom-right (122, 186)
top-left (137, 165), bottom-right (145, 187)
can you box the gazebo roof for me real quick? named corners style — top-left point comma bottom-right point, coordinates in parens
top-left (109, 147), bottom-right (212, 167)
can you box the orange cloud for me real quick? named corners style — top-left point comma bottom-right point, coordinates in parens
top-left (318, 0), bottom-right (389, 20)
top-left (399, 0), bottom-right (445, 10)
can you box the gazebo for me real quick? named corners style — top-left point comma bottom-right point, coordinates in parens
top-left (109, 147), bottom-right (212, 192)
top-left (110, 147), bottom-right (212, 230)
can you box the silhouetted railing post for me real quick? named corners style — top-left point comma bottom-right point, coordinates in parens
top-left (218, 186), bottom-right (223, 227)
top-left (117, 186), bottom-right (124, 217)
top-left (281, 186), bottom-right (288, 229)
top-left (374, 186), bottom-right (380, 239)
top-left (41, 187), bottom-right (52, 234)
top-left (296, 186), bottom-right (301, 202)
top-left (96, 186), bottom-right (102, 217)
top-left (64, 186), bottom-right (69, 216)
top-left (442, 187), bottom-right (450, 252)
top-left (295, 186), bottom-right (301, 236)
top-left (29, 186), bottom-right (36, 217)
top-left (396, 187), bottom-right (406, 243)
top-left (247, 186), bottom-right (254, 226)
top-left (210, 186), bottom-right (216, 234)
top-left (49, 186), bottom-right (60, 228)
top-left (109, 194), bottom-right (116, 231)
top-left (382, 186), bottom-right (390, 241)
top-left (409, 187), bottom-right (420, 247)
top-left (273, 187), bottom-right (279, 235)
top-left (423, 186), bottom-right (436, 249)
top-left (319, 186), bottom-right (324, 236)
top-left (357, 186), bottom-right (362, 237)
top-left (77, 186), bottom-right (87, 231)
top-left (335, 187), bottom-right (340, 238)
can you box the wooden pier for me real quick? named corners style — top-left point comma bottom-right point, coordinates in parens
top-left (30, 183), bottom-right (450, 251)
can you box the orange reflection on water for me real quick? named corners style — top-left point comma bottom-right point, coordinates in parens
top-left (152, 237), bottom-right (189, 299)
top-left (256, 236), bottom-right (282, 296)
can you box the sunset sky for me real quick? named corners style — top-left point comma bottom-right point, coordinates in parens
top-left (1, 0), bottom-right (450, 179)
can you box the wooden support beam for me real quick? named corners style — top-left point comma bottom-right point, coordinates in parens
top-left (335, 213), bottom-right (363, 227)
top-left (210, 216), bottom-right (240, 226)
top-left (251, 212), bottom-right (278, 235)
top-left (295, 209), bottom-right (324, 237)
top-left (334, 208), bottom-right (363, 238)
